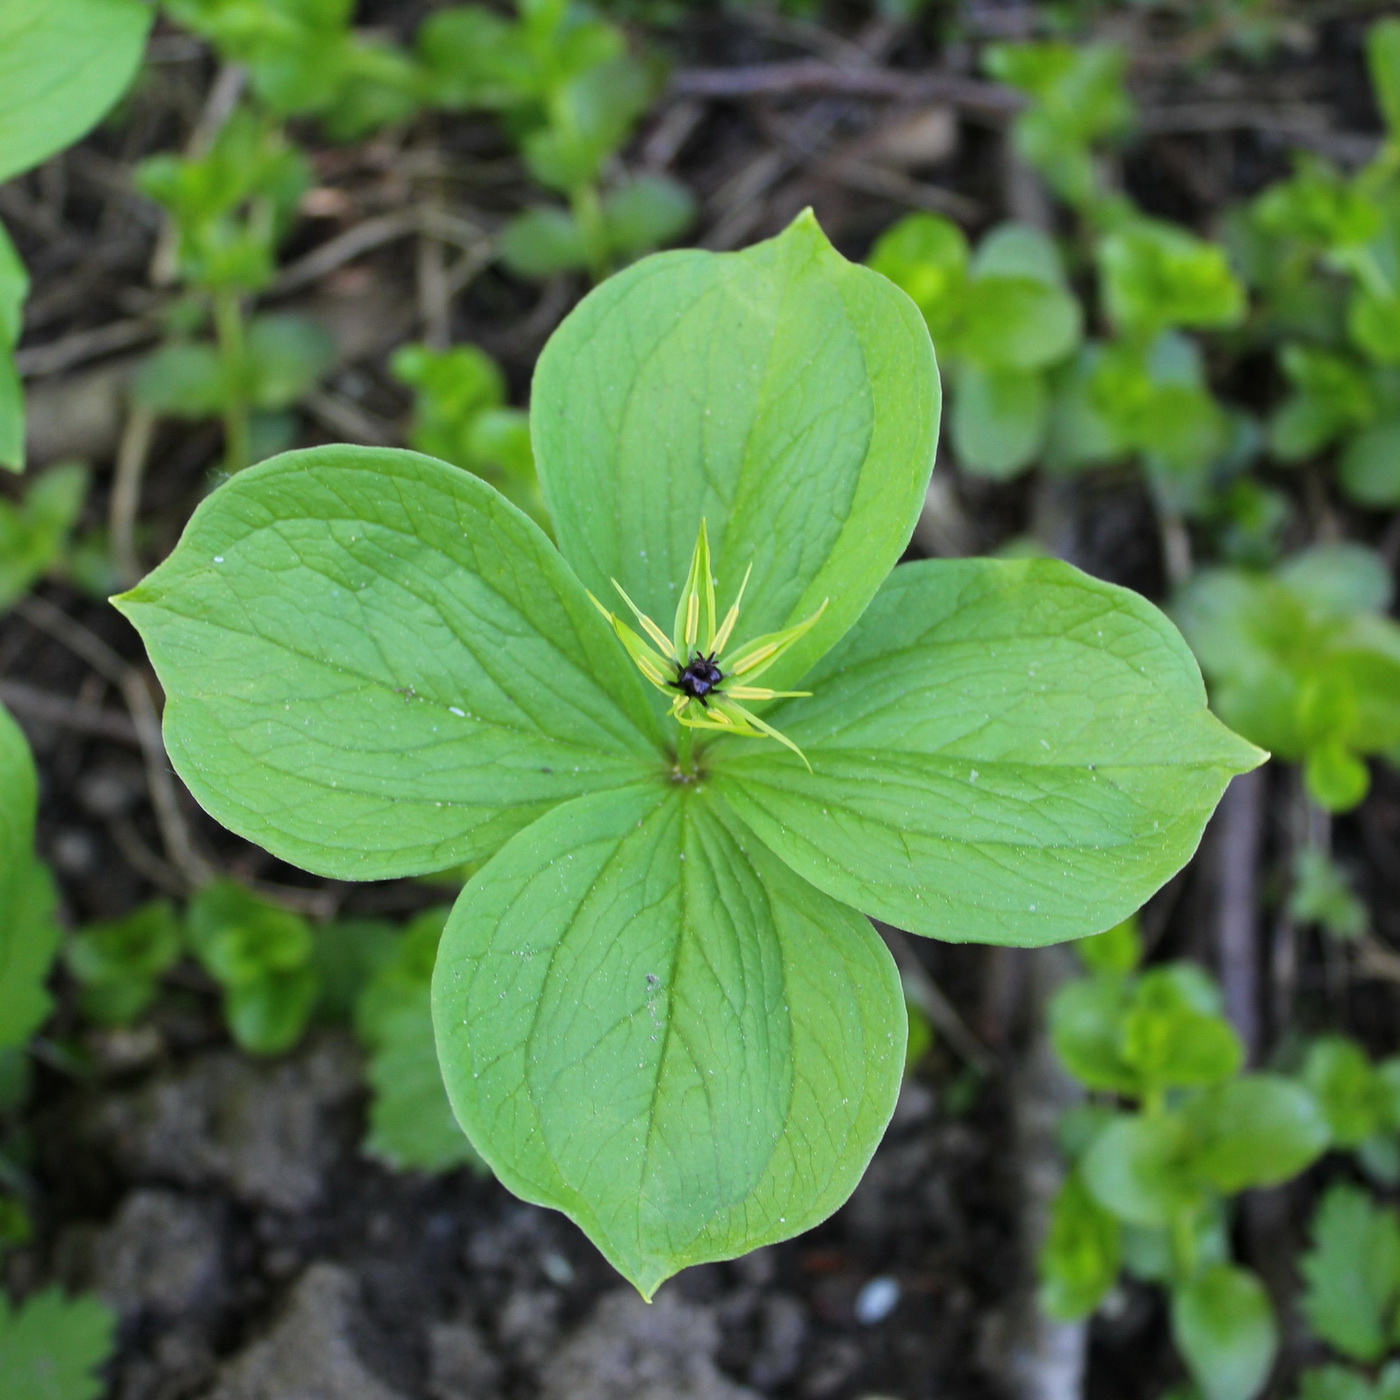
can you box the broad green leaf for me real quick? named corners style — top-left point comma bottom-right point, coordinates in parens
top-left (0, 1287), bottom-right (115, 1400)
top-left (532, 211), bottom-right (939, 694)
top-left (1039, 1169), bottom-right (1122, 1320)
top-left (114, 446), bottom-right (665, 880)
top-left (716, 557), bottom-right (1263, 948)
top-left (432, 783), bottom-right (905, 1297)
top-left (1301, 1183), bottom-right (1400, 1364)
top-left (1172, 1264), bottom-right (1277, 1400)
top-left (356, 908), bottom-right (483, 1174)
top-left (951, 365), bottom-right (1047, 479)
top-left (1182, 1074), bottom-right (1330, 1192)
top-left (0, 0), bottom-right (152, 183)
top-left (1082, 1113), bottom-right (1200, 1226)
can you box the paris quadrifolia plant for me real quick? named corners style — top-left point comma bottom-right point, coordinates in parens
top-left (113, 212), bottom-right (1263, 1297)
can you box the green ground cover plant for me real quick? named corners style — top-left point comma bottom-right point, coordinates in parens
top-left (0, 0), bottom-right (152, 467)
top-left (133, 110), bottom-right (333, 474)
top-left (115, 211), bottom-right (1260, 1294)
top-left (1040, 920), bottom-right (1332, 1400)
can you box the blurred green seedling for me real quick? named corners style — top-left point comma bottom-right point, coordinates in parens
top-left (354, 906), bottom-right (485, 1175)
top-left (1300, 1182), bottom-right (1400, 1392)
top-left (187, 880), bottom-right (320, 1056)
top-left (390, 343), bottom-right (545, 528)
top-left (0, 463), bottom-right (88, 613)
top-left (1174, 544), bottom-right (1400, 811)
top-left (65, 901), bottom-right (183, 1027)
top-left (870, 214), bottom-right (1082, 479)
top-left (0, 1286), bottom-right (116, 1400)
top-left (1289, 847), bottom-right (1368, 944)
top-left (166, 0), bottom-right (423, 139)
top-left (1300, 1037), bottom-right (1400, 1183)
top-left (1041, 920), bottom-right (1330, 1400)
top-left (983, 40), bottom-right (1134, 214)
top-left (134, 109), bottom-right (332, 473)
top-left (420, 0), bottom-right (694, 279)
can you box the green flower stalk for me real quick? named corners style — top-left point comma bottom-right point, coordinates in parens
top-left (589, 521), bottom-right (827, 767)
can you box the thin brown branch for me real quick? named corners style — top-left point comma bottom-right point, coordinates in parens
top-left (878, 924), bottom-right (996, 1074)
top-left (15, 595), bottom-right (215, 890)
top-left (0, 679), bottom-right (139, 745)
top-left (670, 61), bottom-right (1022, 119)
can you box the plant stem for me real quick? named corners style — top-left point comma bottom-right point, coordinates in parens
top-left (213, 288), bottom-right (251, 474)
top-left (674, 724), bottom-right (695, 778)
top-left (571, 182), bottom-right (611, 284)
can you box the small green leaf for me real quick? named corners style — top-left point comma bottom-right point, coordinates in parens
top-left (533, 211), bottom-right (939, 694)
top-left (67, 901), bottom-right (182, 1026)
top-left (0, 1286), bottom-right (116, 1400)
top-left (0, 462), bottom-right (89, 612)
top-left (225, 967), bottom-right (320, 1056)
top-left (1351, 289), bottom-right (1400, 364)
top-left (432, 783), bottom-right (905, 1297)
top-left (246, 313), bottom-right (335, 410)
top-left (499, 206), bottom-right (589, 278)
top-left (716, 557), bottom-right (1263, 948)
top-left (0, 0), bottom-right (152, 183)
top-left (1051, 974), bottom-right (1137, 1093)
top-left (1098, 221), bottom-right (1246, 338)
top-left (957, 277), bottom-right (1081, 372)
top-left (114, 446), bottom-right (665, 880)
top-left (1039, 1169), bottom-right (1122, 1320)
top-left (356, 908), bottom-right (483, 1174)
top-left (951, 364), bottom-right (1048, 479)
top-left (1303, 1037), bottom-right (1384, 1145)
top-left (1082, 1113), bottom-right (1201, 1226)
top-left (1299, 1366), bottom-right (1380, 1400)
top-left (1340, 420), bottom-right (1400, 507)
top-left (1183, 1074), bottom-right (1330, 1192)
top-left (1077, 917), bottom-right (1142, 975)
top-left (602, 175), bottom-right (696, 261)
top-left (133, 342), bottom-right (226, 417)
top-left (1172, 1264), bottom-right (1277, 1400)
top-left (1299, 1187), bottom-right (1400, 1360)
top-left (1120, 967), bottom-right (1242, 1091)
top-left (1301, 1183), bottom-right (1400, 1364)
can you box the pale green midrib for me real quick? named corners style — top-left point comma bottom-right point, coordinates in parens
top-left (632, 796), bottom-right (790, 1265)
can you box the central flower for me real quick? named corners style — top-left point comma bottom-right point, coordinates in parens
top-left (589, 521), bottom-right (827, 767)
